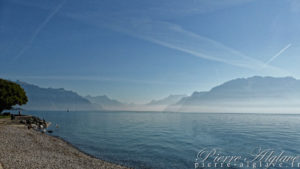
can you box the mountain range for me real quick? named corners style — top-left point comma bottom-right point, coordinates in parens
top-left (147, 94), bottom-right (187, 106)
top-left (9, 76), bottom-right (300, 113)
top-left (166, 76), bottom-right (300, 113)
top-left (14, 80), bottom-right (186, 111)
top-left (16, 81), bottom-right (97, 111)
top-left (85, 95), bottom-right (125, 110)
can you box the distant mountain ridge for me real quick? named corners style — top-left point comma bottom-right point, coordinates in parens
top-left (10, 76), bottom-right (300, 113)
top-left (147, 94), bottom-right (187, 106)
top-left (85, 95), bottom-right (125, 110)
top-left (14, 80), bottom-right (186, 112)
top-left (16, 81), bottom-right (98, 111)
top-left (166, 76), bottom-right (300, 113)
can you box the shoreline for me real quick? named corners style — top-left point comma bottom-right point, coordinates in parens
top-left (0, 120), bottom-right (129, 169)
top-left (50, 134), bottom-right (119, 165)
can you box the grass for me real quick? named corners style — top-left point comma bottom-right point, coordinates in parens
top-left (0, 115), bottom-right (10, 119)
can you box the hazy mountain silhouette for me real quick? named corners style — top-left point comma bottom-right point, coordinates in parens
top-left (85, 95), bottom-right (125, 110)
top-left (12, 76), bottom-right (300, 113)
top-left (147, 95), bottom-right (187, 105)
top-left (16, 81), bottom-right (98, 111)
top-left (166, 76), bottom-right (300, 113)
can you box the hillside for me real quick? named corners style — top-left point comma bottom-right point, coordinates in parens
top-left (166, 76), bottom-right (300, 113)
top-left (17, 81), bottom-right (97, 111)
top-left (85, 95), bottom-right (124, 110)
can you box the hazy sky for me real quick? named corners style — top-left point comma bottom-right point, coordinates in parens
top-left (1, 0), bottom-right (300, 103)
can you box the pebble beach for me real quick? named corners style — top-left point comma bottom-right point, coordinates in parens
top-left (0, 119), bottom-right (128, 169)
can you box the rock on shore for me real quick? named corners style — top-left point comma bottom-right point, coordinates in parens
top-left (0, 125), bottom-right (128, 169)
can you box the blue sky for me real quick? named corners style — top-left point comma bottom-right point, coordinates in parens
top-left (1, 0), bottom-right (300, 103)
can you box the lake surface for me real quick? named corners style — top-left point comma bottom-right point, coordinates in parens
top-left (25, 111), bottom-right (300, 169)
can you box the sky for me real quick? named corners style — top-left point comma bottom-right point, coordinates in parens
top-left (1, 0), bottom-right (300, 103)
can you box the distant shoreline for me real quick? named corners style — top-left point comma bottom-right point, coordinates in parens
top-left (23, 109), bottom-right (300, 115)
top-left (0, 119), bottom-right (129, 169)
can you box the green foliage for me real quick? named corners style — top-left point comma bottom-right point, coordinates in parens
top-left (0, 79), bottom-right (28, 113)
top-left (0, 115), bottom-right (10, 119)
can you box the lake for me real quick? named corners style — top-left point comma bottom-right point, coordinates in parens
top-left (25, 111), bottom-right (300, 169)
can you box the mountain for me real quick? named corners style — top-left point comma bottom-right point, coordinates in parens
top-left (124, 94), bottom-right (185, 111)
top-left (14, 76), bottom-right (300, 113)
top-left (166, 76), bottom-right (300, 113)
top-left (85, 94), bottom-right (188, 111)
top-left (85, 95), bottom-right (125, 110)
top-left (147, 94), bottom-right (187, 106)
top-left (16, 81), bottom-right (97, 111)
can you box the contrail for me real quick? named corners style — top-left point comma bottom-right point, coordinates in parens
top-left (264, 43), bottom-right (292, 66)
top-left (63, 14), bottom-right (290, 75)
top-left (13, 0), bottom-right (66, 61)
top-left (106, 19), bottom-right (287, 73)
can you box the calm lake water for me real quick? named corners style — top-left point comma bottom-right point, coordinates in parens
top-left (25, 111), bottom-right (300, 169)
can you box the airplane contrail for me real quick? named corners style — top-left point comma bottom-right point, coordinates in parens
top-left (109, 19), bottom-right (287, 73)
top-left (264, 43), bottom-right (292, 66)
top-left (61, 14), bottom-right (290, 75)
top-left (13, 0), bottom-right (66, 61)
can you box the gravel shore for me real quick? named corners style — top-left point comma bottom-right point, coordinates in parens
top-left (0, 124), bottom-right (128, 169)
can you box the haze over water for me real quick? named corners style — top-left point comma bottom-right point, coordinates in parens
top-left (27, 111), bottom-right (300, 169)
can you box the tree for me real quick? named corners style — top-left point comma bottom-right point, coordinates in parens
top-left (0, 79), bottom-right (28, 113)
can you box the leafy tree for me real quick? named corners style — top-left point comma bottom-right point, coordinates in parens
top-left (0, 79), bottom-right (28, 113)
